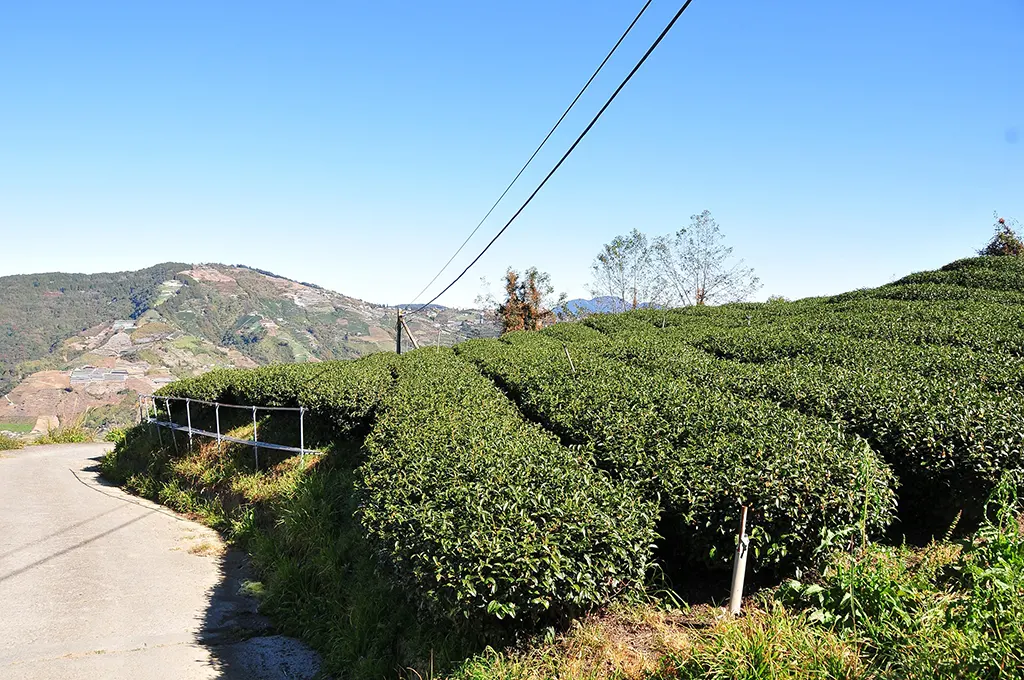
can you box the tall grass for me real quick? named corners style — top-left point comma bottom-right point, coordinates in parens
top-left (34, 425), bottom-right (93, 445)
top-left (0, 432), bottom-right (25, 450)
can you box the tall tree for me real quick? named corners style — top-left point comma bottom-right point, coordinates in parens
top-left (655, 210), bottom-right (760, 306)
top-left (590, 229), bottom-right (660, 312)
top-left (496, 267), bottom-right (564, 332)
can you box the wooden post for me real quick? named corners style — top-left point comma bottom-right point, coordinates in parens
top-left (401, 317), bottom-right (420, 350)
top-left (729, 505), bottom-right (750, 616)
top-left (396, 309), bottom-right (404, 354)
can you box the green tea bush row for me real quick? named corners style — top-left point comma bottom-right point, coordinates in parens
top-left (157, 354), bottom-right (398, 436)
top-left (588, 328), bottom-right (1024, 533)
top-left (456, 332), bottom-right (896, 573)
top-left (357, 349), bottom-right (658, 625)
top-left (690, 329), bottom-right (1024, 393)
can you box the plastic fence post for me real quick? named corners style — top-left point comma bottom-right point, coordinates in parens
top-left (215, 403), bottom-right (222, 454)
top-left (729, 505), bottom-right (750, 616)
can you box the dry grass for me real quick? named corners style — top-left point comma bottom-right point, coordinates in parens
top-left (453, 605), bottom-right (711, 680)
top-left (187, 539), bottom-right (225, 557)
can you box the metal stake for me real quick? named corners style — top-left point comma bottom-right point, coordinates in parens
top-left (299, 407), bottom-right (305, 466)
top-left (215, 404), bottom-right (222, 454)
top-left (563, 344), bottom-right (577, 375)
top-left (152, 398), bottom-right (163, 448)
top-left (185, 399), bottom-right (194, 451)
top-left (729, 505), bottom-right (750, 616)
top-left (166, 398), bottom-right (179, 453)
top-left (252, 406), bottom-right (259, 469)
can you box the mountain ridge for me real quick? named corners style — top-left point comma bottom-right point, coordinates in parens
top-left (0, 262), bottom-right (499, 430)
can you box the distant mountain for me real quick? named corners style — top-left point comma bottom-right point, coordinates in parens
top-left (0, 263), bottom-right (500, 429)
top-left (561, 296), bottom-right (630, 315)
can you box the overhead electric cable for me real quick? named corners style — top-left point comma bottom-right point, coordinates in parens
top-left (408, 0), bottom-right (654, 306)
top-left (408, 0), bottom-right (697, 316)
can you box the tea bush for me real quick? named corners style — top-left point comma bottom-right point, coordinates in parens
top-left (456, 332), bottom-right (896, 572)
top-left (358, 349), bottom-right (658, 626)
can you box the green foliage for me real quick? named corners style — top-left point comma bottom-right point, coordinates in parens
top-left (158, 353), bottom-right (398, 437)
top-left (102, 425), bottom-right (485, 677)
top-left (671, 605), bottom-right (866, 680)
top-left (457, 331), bottom-right (895, 573)
top-left (979, 215), bottom-right (1024, 257)
top-left (577, 259), bottom-right (1024, 536)
top-left (35, 425), bottom-right (93, 445)
top-left (0, 432), bottom-right (25, 450)
top-left (359, 348), bottom-right (659, 626)
top-left (104, 426), bottom-right (131, 444)
top-left (779, 472), bottom-right (1024, 678)
top-left (106, 254), bottom-right (1024, 677)
top-left (0, 418), bottom-right (35, 433)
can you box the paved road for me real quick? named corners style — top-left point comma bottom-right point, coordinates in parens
top-left (0, 443), bottom-right (320, 680)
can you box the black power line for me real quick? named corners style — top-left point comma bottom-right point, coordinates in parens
top-left (408, 0), bottom-right (697, 316)
top-left (409, 0), bottom-right (655, 306)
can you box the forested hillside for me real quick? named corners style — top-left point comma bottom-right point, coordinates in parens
top-left (0, 263), bottom-right (187, 394)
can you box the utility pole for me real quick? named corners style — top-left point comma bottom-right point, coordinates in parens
top-left (396, 308), bottom-right (404, 354)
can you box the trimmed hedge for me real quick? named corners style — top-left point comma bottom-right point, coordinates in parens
top-left (156, 353), bottom-right (398, 436)
top-left (456, 332), bottom-right (896, 572)
top-left (358, 349), bottom-right (658, 624)
top-left (585, 316), bottom-right (1024, 533)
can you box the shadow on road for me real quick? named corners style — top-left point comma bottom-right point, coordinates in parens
top-left (195, 551), bottom-right (322, 679)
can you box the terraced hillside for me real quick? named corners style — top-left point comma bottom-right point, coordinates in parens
top-left (105, 255), bottom-right (1024, 677)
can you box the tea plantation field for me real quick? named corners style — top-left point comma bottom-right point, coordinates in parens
top-left (105, 255), bottom-right (1024, 677)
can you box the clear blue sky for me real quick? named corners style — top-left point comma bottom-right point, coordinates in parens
top-left (2, 1), bottom-right (1021, 307)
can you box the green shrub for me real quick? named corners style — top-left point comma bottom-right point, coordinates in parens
top-left (457, 332), bottom-right (896, 573)
top-left (589, 309), bottom-right (1024, 536)
top-left (157, 354), bottom-right (398, 437)
top-left (779, 471), bottom-right (1024, 677)
top-left (358, 349), bottom-right (659, 626)
top-left (0, 432), bottom-right (25, 450)
top-left (35, 425), bottom-right (93, 445)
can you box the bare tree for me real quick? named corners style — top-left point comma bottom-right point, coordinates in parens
top-left (655, 210), bottom-right (760, 306)
top-left (590, 229), bottom-right (661, 312)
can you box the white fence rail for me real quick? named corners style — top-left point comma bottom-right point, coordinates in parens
top-left (139, 394), bottom-right (321, 465)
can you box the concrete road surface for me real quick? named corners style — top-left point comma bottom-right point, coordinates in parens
top-left (0, 443), bottom-right (320, 680)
